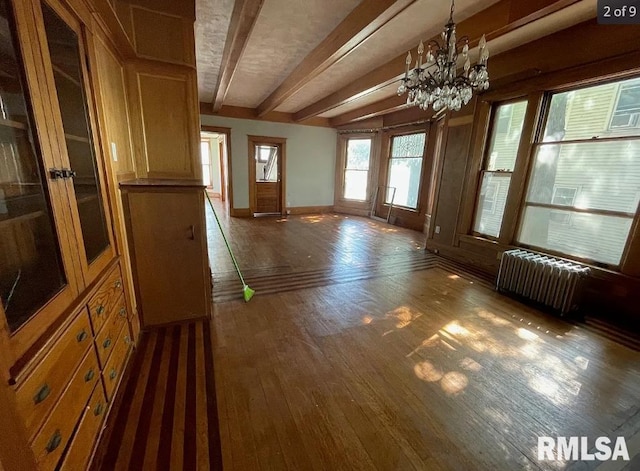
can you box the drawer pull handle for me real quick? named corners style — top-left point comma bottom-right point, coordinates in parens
top-left (46, 430), bottom-right (62, 453)
top-left (76, 330), bottom-right (88, 343)
top-left (109, 368), bottom-right (117, 380)
top-left (119, 308), bottom-right (126, 318)
top-left (103, 338), bottom-right (112, 349)
top-left (94, 402), bottom-right (104, 416)
top-left (33, 384), bottom-right (51, 404)
top-left (114, 280), bottom-right (122, 289)
top-left (124, 336), bottom-right (131, 346)
top-left (96, 305), bottom-right (105, 316)
top-left (84, 369), bottom-right (95, 382)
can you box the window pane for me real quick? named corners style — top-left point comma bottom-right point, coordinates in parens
top-left (346, 139), bottom-right (371, 170)
top-left (344, 170), bottom-right (368, 201)
top-left (385, 158), bottom-right (423, 209)
top-left (473, 173), bottom-right (511, 238)
top-left (526, 141), bottom-right (640, 213)
top-left (43, 4), bottom-right (109, 263)
top-left (200, 141), bottom-right (210, 164)
top-left (391, 133), bottom-right (425, 158)
top-left (486, 101), bottom-right (527, 171)
top-left (518, 207), bottom-right (632, 265)
top-left (543, 77), bottom-right (640, 142)
top-left (0, 0), bottom-right (67, 331)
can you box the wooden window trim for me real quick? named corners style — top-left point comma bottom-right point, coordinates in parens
top-left (382, 128), bottom-right (428, 212)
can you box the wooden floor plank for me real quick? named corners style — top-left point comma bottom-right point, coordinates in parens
top-left (195, 322), bottom-right (210, 470)
top-left (112, 331), bottom-right (159, 470)
top-left (170, 325), bottom-right (189, 470)
top-left (101, 209), bottom-right (640, 471)
top-left (141, 327), bottom-right (174, 470)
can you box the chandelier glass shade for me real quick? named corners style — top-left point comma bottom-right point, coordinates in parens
top-left (397, 0), bottom-right (490, 113)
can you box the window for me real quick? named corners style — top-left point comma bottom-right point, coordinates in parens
top-left (550, 187), bottom-right (578, 224)
top-left (518, 78), bottom-right (640, 266)
top-left (472, 101), bottom-right (528, 238)
top-left (385, 132), bottom-right (426, 209)
top-left (343, 138), bottom-right (372, 201)
top-left (610, 78), bottom-right (640, 129)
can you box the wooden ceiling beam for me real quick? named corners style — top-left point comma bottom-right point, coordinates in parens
top-left (211, 0), bottom-right (265, 112)
top-left (294, 0), bottom-right (581, 122)
top-left (329, 95), bottom-right (407, 127)
top-left (256, 0), bottom-right (418, 117)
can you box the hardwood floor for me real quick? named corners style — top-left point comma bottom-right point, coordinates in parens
top-left (98, 321), bottom-right (222, 470)
top-left (103, 206), bottom-right (640, 470)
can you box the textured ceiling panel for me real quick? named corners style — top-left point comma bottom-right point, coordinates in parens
top-left (276, 0), bottom-right (501, 113)
top-left (318, 83), bottom-right (400, 118)
top-left (223, 0), bottom-right (361, 108)
top-left (320, 0), bottom-right (596, 121)
top-left (196, 0), bottom-right (235, 103)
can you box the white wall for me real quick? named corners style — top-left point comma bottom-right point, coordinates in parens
top-left (200, 115), bottom-right (337, 209)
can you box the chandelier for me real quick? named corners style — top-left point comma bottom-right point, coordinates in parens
top-left (397, 0), bottom-right (490, 113)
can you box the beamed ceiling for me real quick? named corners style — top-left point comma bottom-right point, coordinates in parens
top-left (195, 0), bottom-right (598, 126)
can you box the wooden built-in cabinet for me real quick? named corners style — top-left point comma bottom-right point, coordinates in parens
top-left (0, 0), bottom-right (204, 468)
top-left (0, 0), bottom-right (136, 469)
top-left (121, 181), bottom-right (212, 327)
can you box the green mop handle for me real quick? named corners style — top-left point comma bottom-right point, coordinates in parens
top-left (204, 190), bottom-right (248, 287)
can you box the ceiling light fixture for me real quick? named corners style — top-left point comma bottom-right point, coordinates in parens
top-left (397, 0), bottom-right (490, 113)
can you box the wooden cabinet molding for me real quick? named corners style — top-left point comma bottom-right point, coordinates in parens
top-left (125, 61), bottom-right (201, 181)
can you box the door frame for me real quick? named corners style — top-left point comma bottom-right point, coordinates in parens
top-left (201, 125), bottom-right (231, 211)
top-left (248, 135), bottom-right (287, 216)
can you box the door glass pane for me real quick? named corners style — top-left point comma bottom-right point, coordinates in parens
top-left (42, 3), bottom-right (109, 263)
top-left (0, 0), bottom-right (66, 331)
top-left (256, 145), bottom-right (278, 182)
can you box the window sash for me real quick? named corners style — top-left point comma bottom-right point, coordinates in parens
top-left (385, 132), bottom-right (426, 210)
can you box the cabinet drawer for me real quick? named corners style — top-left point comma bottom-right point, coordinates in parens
top-left (103, 323), bottom-right (132, 400)
top-left (59, 383), bottom-right (107, 471)
top-left (16, 310), bottom-right (92, 440)
top-left (94, 294), bottom-right (128, 368)
top-left (31, 349), bottom-right (99, 471)
top-left (88, 264), bottom-right (124, 334)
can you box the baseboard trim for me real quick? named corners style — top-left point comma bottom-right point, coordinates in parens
top-left (287, 206), bottom-right (334, 215)
top-left (230, 208), bottom-right (252, 218)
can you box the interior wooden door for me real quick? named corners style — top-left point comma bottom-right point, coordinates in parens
top-left (250, 140), bottom-right (285, 215)
top-left (255, 143), bottom-right (280, 213)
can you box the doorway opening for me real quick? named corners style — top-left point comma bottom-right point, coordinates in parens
top-left (248, 135), bottom-right (286, 217)
top-left (200, 126), bottom-right (231, 216)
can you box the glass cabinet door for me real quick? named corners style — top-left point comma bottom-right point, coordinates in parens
top-left (40, 2), bottom-right (113, 274)
top-left (0, 0), bottom-right (75, 337)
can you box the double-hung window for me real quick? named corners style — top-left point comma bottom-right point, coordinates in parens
top-left (517, 78), bottom-right (640, 266)
top-left (343, 137), bottom-right (373, 201)
top-left (385, 132), bottom-right (426, 209)
top-left (473, 101), bottom-right (528, 238)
